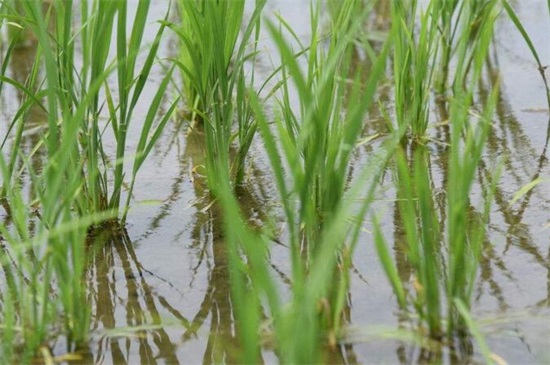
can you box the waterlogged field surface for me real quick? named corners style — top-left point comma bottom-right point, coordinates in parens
top-left (1, 1), bottom-right (549, 364)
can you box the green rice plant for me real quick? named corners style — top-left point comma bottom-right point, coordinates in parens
top-left (433, 0), bottom-right (461, 95)
top-left (374, 91), bottom-right (500, 362)
top-left (0, 151), bottom-right (115, 363)
top-left (374, 147), bottom-right (447, 339)
top-left (389, 0), bottom-right (501, 136)
top-left (327, 0), bottom-right (364, 28)
top-left (232, 43), bottom-right (260, 185)
top-left (0, 156), bottom-right (50, 364)
top-left (0, 81), bottom-right (113, 363)
top-left (449, 0), bottom-right (499, 92)
top-left (374, 1), bottom-right (501, 358)
top-left (432, 0), bottom-right (499, 95)
top-left (173, 0), bottom-right (216, 119)
top-left (212, 110), bottom-right (399, 364)
top-left (199, 1), bottom-right (397, 361)
top-left (264, 0), bottom-right (388, 252)
top-left (399, 146), bottom-right (443, 337)
top-left (69, 0), bottom-right (175, 221)
top-left (0, 1), bottom-right (172, 360)
top-left (221, 0), bottom-right (390, 358)
top-left (173, 0), bottom-right (251, 119)
top-left (169, 0), bottom-right (266, 187)
top-left (109, 1), bottom-right (176, 221)
top-left (5, 0), bottom-right (176, 223)
top-left (0, 2), bottom-right (98, 356)
top-left (391, 0), bottom-right (439, 140)
top-left (445, 3), bottom-right (500, 335)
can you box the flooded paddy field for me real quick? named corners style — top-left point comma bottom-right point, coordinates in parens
top-left (0, 1), bottom-right (549, 364)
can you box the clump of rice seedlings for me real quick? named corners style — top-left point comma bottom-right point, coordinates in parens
top-left (108, 1), bottom-right (176, 221)
top-left (172, 0), bottom-right (214, 119)
top-left (445, 1), bottom-right (500, 337)
top-left (170, 0), bottom-right (266, 187)
top-left (209, 1), bottom-right (392, 361)
top-left (0, 2), bottom-right (93, 360)
top-left (5, 0), bottom-right (176, 223)
top-left (0, 150), bottom-right (115, 363)
top-left (391, 0), bottom-right (439, 141)
top-left (0, 0), bottom-right (542, 363)
top-left (394, 146), bottom-right (444, 337)
top-left (62, 0), bottom-right (175, 222)
top-left (212, 110), bottom-right (398, 364)
top-left (390, 0), bottom-right (501, 138)
top-left (374, 1), bottom-right (501, 360)
top-left (173, 0), bottom-right (253, 120)
top-left (200, 0), bottom-right (398, 361)
top-left (232, 43), bottom-right (261, 185)
top-left (0, 95), bottom-right (109, 365)
top-left (263, 0), bottom-right (388, 250)
top-left (0, 1), bottom-right (173, 361)
top-left (374, 92), bottom-right (500, 361)
top-left (433, 0), bottom-right (500, 95)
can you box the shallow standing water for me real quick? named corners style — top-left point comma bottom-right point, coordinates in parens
top-left (1, 1), bottom-right (549, 364)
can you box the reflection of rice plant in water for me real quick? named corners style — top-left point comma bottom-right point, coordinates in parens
top-left (0, 0), bottom-right (548, 363)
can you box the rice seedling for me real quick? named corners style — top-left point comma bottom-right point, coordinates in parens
top-left (169, 0), bottom-right (266, 187)
top-left (374, 0), bottom-right (501, 359)
top-left (389, 0), bottom-right (501, 138)
top-left (391, 0), bottom-right (439, 140)
top-left (2, 0), bottom-right (176, 223)
top-left (433, 0), bottom-right (460, 95)
top-left (109, 2), bottom-right (177, 221)
top-left (213, 109), bottom-right (399, 364)
top-left (206, 1), bottom-right (395, 362)
top-left (0, 89), bottom-right (109, 363)
top-left (395, 146), bottom-right (443, 337)
top-left (0, 148), bottom-right (116, 362)
top-left (433, 0), bottom-right (500, 95)
top-left (450, 0), bottom-right (500, 93)
top-left (263, 0), bottom-right (389, 252)
top-left (445, 4), bottom-right (500, 336)
top-left (0, 0), bottom-right (174, 361)
top-left (0, 3), bottom-right (92, 359)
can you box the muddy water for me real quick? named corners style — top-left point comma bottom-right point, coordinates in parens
top-left (1, 1), bottom-right (549, 364)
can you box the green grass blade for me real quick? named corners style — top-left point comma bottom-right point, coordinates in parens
top-left (372, 215), bottom-right (407, 309)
